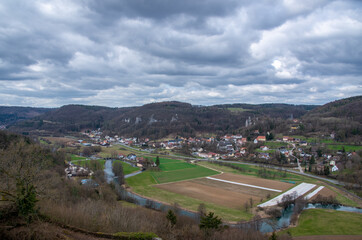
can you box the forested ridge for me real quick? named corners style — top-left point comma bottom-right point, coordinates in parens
top-left (2, 96), bottom-right (361, 140)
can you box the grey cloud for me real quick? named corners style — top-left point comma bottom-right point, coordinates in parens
top-left (0, 0), bottom-right (361, 107)
top-left (88, 0), bottom-right (241, 21)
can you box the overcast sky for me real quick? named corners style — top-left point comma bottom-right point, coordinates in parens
top-left (0, 0), bottom-right (361, 107)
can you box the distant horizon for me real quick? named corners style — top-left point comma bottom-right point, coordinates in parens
top-left (1, 95), bottom-right (361, 109)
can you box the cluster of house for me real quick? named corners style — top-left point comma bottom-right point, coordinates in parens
top-left (65, 162), bottom-right (93, 178)
top-left (117, 153), bottom-right (156, 169)
top-left (322, 152), bottom-right (356, 172)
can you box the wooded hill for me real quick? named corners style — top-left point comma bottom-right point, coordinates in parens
top-left (6, 101), bottom-right (314, 138)
top-left (3, 96), bottom-right (361, 140)
top-left (0, 106), bottom-right (52, 126)
top-left (301, 96), bottom-right (362, 142)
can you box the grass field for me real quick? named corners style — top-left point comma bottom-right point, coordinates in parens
top-left (159, 162), bottom-right (197, 171)
top-left (264, 141), bottom-right (291, 148)
top-left (72, 159), bottom-right (105, 170)
top-left (126, 171), bottom-right (253, 221)
top-left (198, 161), bottom-right (314, 183)
top-left (151, 165), bottom-right (219, 184)
top-left (326, 144), bottom-right (362, 152)
top-left (281, 209), bottom-right (362, 236)
top-left (290, 136), bottom-right (318, 143)
top-left (98, 145), bottom-right (134, 157)
top-left (70, 154), bottom-right (87, 161)
top-left (112, 160), bottom-right (139, 175)
top-left (149, 157), bottom-right (180, 164)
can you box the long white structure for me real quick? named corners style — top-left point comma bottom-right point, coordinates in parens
top-left (258, 182), bottom-right (316, 207)
top-left (206, 177), bottom-right (282, 192)
top-left (304, 186), bottom-right (324, 200)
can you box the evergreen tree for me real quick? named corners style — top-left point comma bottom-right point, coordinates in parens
top-left (310, 155), bottom-right (315, 165)
top-left (266, 132), bottom-right (274, 140)
top-left (269, 231), bottom-right (277, 240)
top-left (166, 209), bottom-right (177, 228)
top-left (155, 156), bottom-right (160, 167)
top-left (199, 212), bottom-right (222, 237)
top-left (317, 149), bottom-right (322, 158)
top-left (324, 165), bottom-right (330, 175)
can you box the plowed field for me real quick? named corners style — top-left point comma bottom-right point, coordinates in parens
top-left (155, 173), bottom-right (293, 208)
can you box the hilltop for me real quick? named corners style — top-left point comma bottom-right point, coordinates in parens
top-left (301, 96), bottom-right (362, 142)
top-left (0, 106), bottom-right (53, 126)
top-left (6, 101), bottom-right (315, 138)
top-left (2, 96), bottom-right (360, 140)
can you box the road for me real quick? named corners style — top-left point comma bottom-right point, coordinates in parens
top-left (290, 144), bottom-right (304, 173)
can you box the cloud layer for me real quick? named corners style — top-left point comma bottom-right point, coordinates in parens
top-left (0, 0), bottom-right (361, 107)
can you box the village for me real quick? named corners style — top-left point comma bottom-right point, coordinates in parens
top-left (60, 125), bottom-right (356, 181)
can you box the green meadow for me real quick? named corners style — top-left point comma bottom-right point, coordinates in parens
top-left (71, 159), bottom-right (106, 170)
top-left (151, 165), bottom-right (218, 184)
top-left (70, 154), bottom-right (87, 161)
top-left (326, 144), bottom-right (362, 152)
top-left (113, 160), bottom-right (139, 175)
top-left (281, 209), bottom-right (362, 236)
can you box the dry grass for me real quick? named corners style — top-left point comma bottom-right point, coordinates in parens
top-left (35, 174), bottom-right (268, 240)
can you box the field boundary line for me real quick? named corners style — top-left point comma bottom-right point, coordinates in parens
top-left (153, 171), bottom-right (221, 186)
top-left (196, 162), bottom-right (223, 174)
top-left (150, 172), bottom-right (159, 184)
top-left (206, 177), bottom-right (282, 192)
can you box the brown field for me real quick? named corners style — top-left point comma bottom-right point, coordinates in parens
top-left (310, 187), bottom-right (337, 200)
top-left (210, 173), bottom-right (293, 191)
top-left (156, 173), bottom-right (293, 209)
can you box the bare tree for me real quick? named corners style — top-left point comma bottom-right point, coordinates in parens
top-left (0, 140), bottom-right (49, 218)
top-left (113, 161), bottom-right (125, 185)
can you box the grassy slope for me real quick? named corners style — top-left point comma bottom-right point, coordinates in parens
top-left (70, 154), bottom-right (87, 161)
top-left (281, 209), bottom-right (362, 236)
top-left (113, 160), bottom-right (139, 175)
top-left (159, 162), bottom-right (197, 171)
top-left (199, 161), bottom-right (315, 183)
top-left (126, 171), bottom-right (253, 221)
top-left (73, 159), bottom-right (106, 170)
